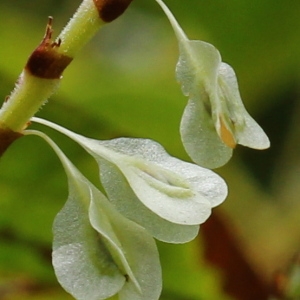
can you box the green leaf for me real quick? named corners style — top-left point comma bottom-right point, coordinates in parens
top-left (155, 0), bottom-right (270, 169)
top-left (32, 118), bottom-right (228, 242)
top-left (25, 130), bottom-right (162, 300)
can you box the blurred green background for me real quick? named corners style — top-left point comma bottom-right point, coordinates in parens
top-left (1, 0), bottom-right (300, 299)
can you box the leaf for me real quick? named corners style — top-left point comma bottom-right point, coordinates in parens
top-left (31, 118), bottom-right (228, 243)
top-left (155, 0), bottom-right (270, 169)
top-left (25, 130), bottom-right (162, 300)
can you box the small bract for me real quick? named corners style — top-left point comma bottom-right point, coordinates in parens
top-left (156, 0), bottom-right (270, 169)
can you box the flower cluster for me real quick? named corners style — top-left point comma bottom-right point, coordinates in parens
top-left (0, 0), bottom-right (270, 299)
top-left (28, 115), bottom-right (228, 299)
top-left (24, 1), bottom-right (270, 299)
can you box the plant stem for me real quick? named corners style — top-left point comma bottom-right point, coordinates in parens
top-left (0, 0), bottom-right (134, 156)
top-left (57, 0), bottom-right (105, 57)
top-left (0, 71), bottom-right (60, 132)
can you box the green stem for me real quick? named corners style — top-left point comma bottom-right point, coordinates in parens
top-left (0, 0), bottom-right (103, 133)
top-left (0, 0), bottom-right (133, 155)
top-left (57, 0), bottom-right (104, 57)
top-left (0, 71), bottom-right (60, 132)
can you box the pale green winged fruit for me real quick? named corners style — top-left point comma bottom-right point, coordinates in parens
top-left (32, 117), bottom-right (228, 244)
top-left (156, 0), bottom-right (270, 169)
top-left (25, 130), bottom-right (162, 300)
